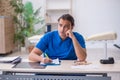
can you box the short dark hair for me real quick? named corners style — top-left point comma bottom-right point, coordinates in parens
top-left (58, 14), bottom-right (74, 26)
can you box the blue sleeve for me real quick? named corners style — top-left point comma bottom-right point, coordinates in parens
top-left (74, 32), bottom-right (86, 48)
top-left (35, 33), bottom-right (50, 52)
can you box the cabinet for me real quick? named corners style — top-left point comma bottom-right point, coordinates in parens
top-left (45, 0), bottom-right (72, 31)
top-left (0, 16), bottom-right (14, 54)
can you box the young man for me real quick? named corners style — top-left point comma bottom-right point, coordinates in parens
top-left (29, 14), bottom-right (87, 64)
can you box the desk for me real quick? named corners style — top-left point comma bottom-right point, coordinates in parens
top-left (1, 60), bottom-right (120, 80)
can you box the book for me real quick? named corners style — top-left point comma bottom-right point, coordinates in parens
top-left (0, 56), bottom-right (21, 64)
top-left (40, 58), bottom-right (60, 66)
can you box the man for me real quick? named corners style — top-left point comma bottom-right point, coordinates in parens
top-left (29, 14), bottom-right (87, 64)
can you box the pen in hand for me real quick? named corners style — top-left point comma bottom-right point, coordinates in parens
top-left (43, 53), bottom-right (52, 63)
top-left (45, 53), bottom-right (49, 58)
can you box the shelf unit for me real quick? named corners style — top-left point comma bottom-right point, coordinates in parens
top-left (0, 16), bottom-right (14, 54)
top-left (45, 0), bottom-right (72, 31)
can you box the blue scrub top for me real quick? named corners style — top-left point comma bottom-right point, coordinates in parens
top-left (36, 31), bottom-right (86, 60)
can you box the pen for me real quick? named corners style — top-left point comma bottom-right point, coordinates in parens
top-left (45, 53), bottom-right (49, 58)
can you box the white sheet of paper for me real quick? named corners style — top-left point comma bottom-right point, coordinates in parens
top-left (71, 64), bottom-right (99, 69)
top-left (0, 63), bottom-right (15, 68)
top-left (40, 58), bottom-right (60, 65)
top-left (52, 58), bottom-right (60, 64)
top-left (0, 56), bottom-right (20, 62)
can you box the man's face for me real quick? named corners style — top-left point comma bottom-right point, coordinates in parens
top-left (58, 19), bottom-right (73, 40)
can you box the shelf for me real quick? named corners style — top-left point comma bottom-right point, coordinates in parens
top-left (46, 0), bottom-right (71, 10)
top-left (46, 10), bottom-right (71, 23)
top-left (46, 22), bottom-right (57, 25)
top-left (46, 9), bottom-right (70, 12)
top-left (45, 0), bottom-right (72, 31)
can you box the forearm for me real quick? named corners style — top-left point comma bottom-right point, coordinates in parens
top-left (28, 48), bottom-right (52, 63)
top-left (29, 52), bottom-right (43, 62)
top-left (71, 36), bottom-right (87, 61)
top-left (28, 48), bottom-right (44, 62)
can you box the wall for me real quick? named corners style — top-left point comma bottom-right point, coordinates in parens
top-left (72, 0), bottom-right (120, 44)
top-left (23, 0), bottom-right (120, 44)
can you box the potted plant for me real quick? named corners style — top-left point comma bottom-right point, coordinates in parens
top-left (10, 0), bottom-right (45, 50)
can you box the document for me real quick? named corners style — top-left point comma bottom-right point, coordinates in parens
top-left (40, 58), bottom-right (60, 66)
top-left (71, 63), bottom-right (99, 69)
top-left (0, 56), bottom-right (21, 64)
top-left (51, 58), bottom-right (60, 64)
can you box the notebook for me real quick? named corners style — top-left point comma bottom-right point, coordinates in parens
top-left (40, 58), bottom-right (60, 66)
top-left (0, 56), bottom-right (21, 64)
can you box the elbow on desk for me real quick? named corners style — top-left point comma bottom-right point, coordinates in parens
top-left (28, 53), bottom-right (33, 61)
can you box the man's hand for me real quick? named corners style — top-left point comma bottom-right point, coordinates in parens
top-left (66, 26), bottom-right (74, 39)
top-left (42, 57), bottom-right (52, 64)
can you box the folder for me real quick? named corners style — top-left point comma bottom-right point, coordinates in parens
top-left (0, 56), bottom-right (22, 64)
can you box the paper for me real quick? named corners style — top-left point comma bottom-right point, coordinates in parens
top-left (0, 56), bottom-right (21, 63)
top-left (51, 58), bottom-right (60, 64)
top-left (71, 64), bottom-right (99, 69)
top-left (0, 63), bottom-right (15, 69)
top-left (40, 58), bottom-right (60, 66)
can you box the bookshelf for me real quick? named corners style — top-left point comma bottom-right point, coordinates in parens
top-left (45, 0), bottom-right (72, 32)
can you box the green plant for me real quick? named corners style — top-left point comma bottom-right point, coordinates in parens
top-left (10, 0), bottom-right (45, 47)
top-left (23, 1), bottom-right (45, 37)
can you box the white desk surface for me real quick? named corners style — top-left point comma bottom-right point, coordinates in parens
top-left (0, 59), bottom-right (120, 74)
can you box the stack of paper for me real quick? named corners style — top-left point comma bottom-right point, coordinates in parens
top-left (40, 58), bottom-right (60, 66)
top-left (0, 56), bottom-right (21, 64)
top-left (50, 58), bottom-right (60, 65)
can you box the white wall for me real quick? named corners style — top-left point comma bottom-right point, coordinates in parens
top-left (23, 0), bottom-right (120, 44)
top-left (72, 0), bottom-right (120, 44)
